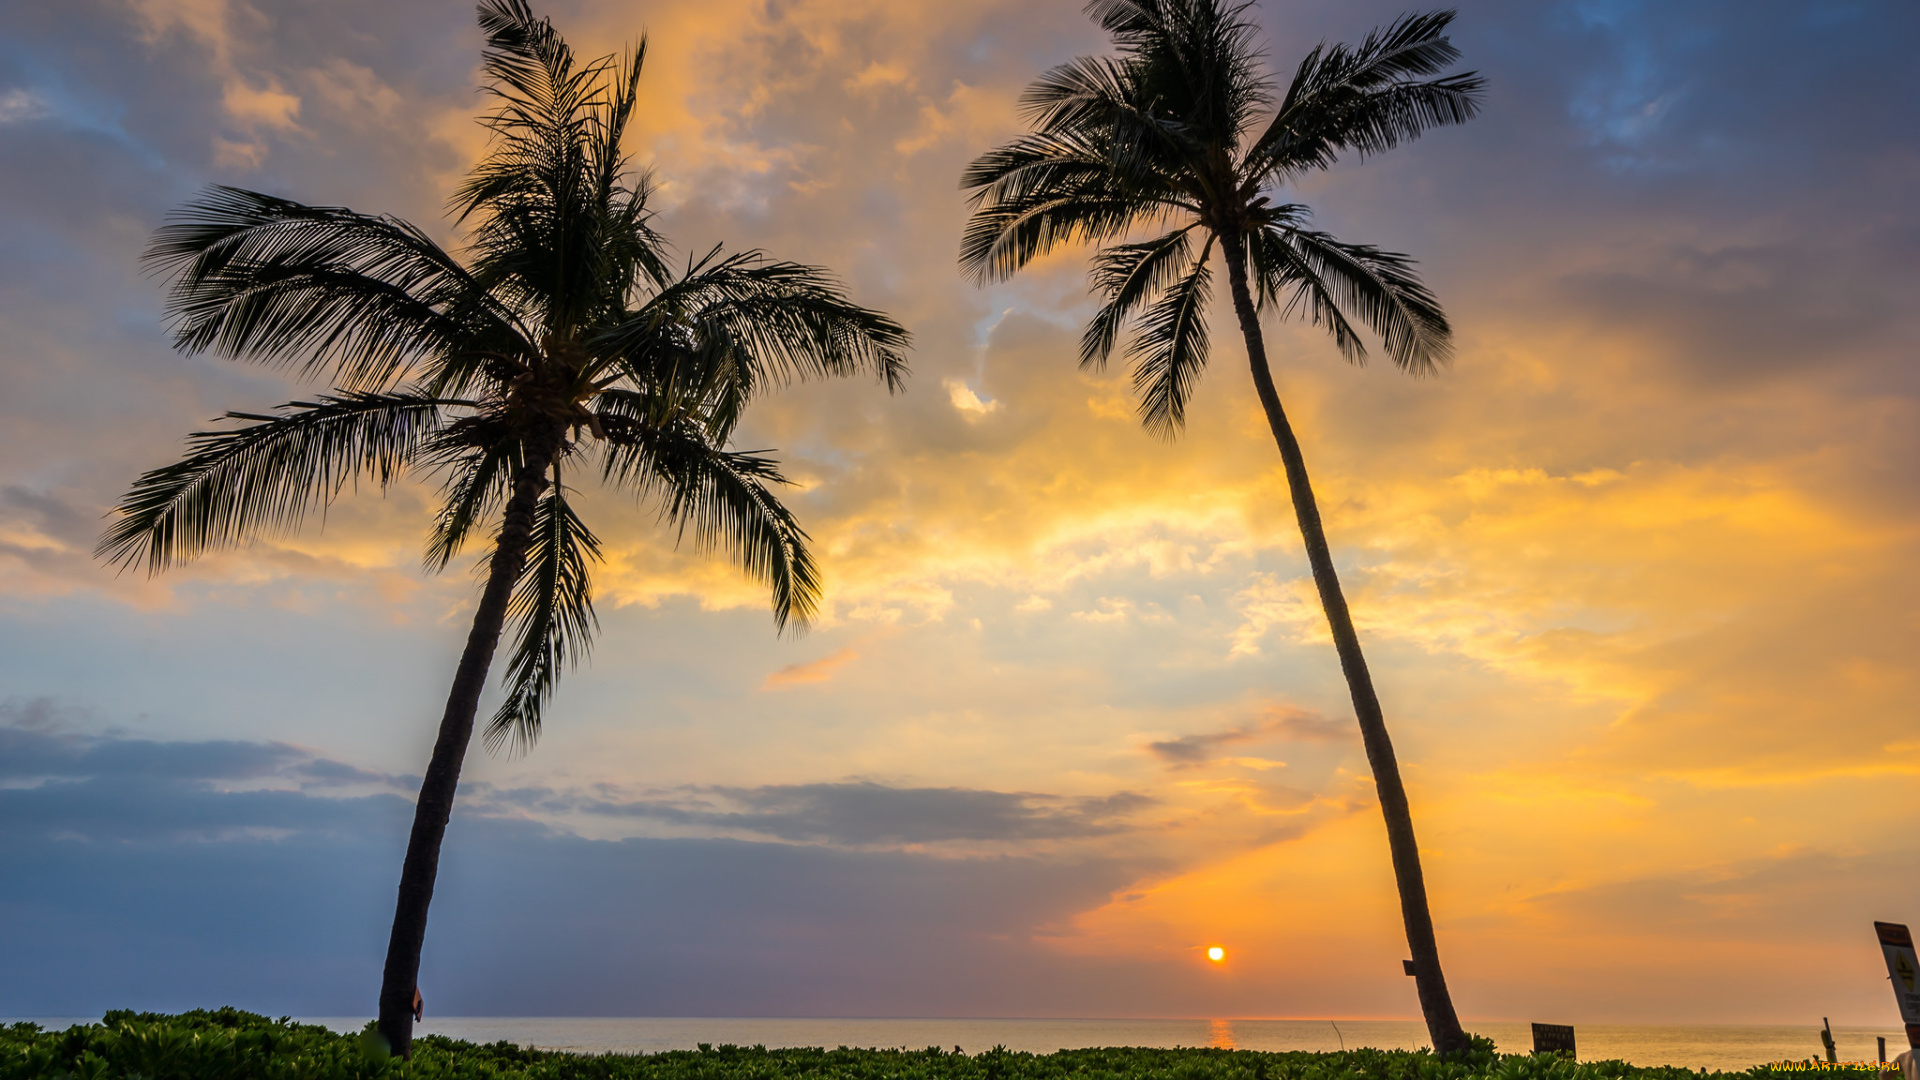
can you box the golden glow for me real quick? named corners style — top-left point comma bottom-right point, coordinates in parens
top-left (19, 0), bottom-right (1914, 1025)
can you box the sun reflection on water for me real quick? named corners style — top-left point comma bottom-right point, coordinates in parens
top-left (1209, 1020), bottom-right (1236, 1050)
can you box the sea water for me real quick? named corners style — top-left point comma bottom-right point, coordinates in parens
top-left (317, 1018), bottom-right (1908, 1072)
top-left (10, 1016), bottom-right (1908, 1072)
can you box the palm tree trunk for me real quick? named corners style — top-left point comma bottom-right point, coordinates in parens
top-left (1219, 229), bottom-right (1468, 1057)
top-left (375, 442), bottom-right (555, 1058)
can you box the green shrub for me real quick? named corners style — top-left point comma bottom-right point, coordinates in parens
top-left (1, 1011), bottom-right (1766, 1080)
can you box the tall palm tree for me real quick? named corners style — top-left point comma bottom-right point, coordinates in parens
top-left (960, 0), bottom-right (1480, 1055)
top-left (99, 0), bottom-right (907, 1056)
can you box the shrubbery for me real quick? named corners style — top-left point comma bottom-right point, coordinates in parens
top-left (2, 1010), bottom-right (1757, 1080)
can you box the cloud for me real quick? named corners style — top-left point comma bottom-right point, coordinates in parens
top-left (1145, 705), bottom-right (1348, 767)
top-left (944, 378), bottom-right (1001, 418)
top-left (305, 58), bottom-right (403, 125)
top-left (0, 89), bottom-right (52, 126)
top-left (119, 0), bottom-right (307, 168)
top-left (556, 781), bottom-right (1156, 847)
top-left (0, 721), bottom-right (1164, 1018)
top-left (0, 709), bottom-right (413, 846)
top-left (1261, 707), bottom-right (1354, 745)
top-left (1526, 847), bottom-right (1920, 940)
top-left (763, 647), bottom-right (859, 688)
top-left (1228, 574), bottom-right (1322, 657)
top-left (218, 77), bottom-right (298, 129)
top-left (0, 697), bottom-right (406, 786)
top-left (1146, 730), bottom-right (1246, 767)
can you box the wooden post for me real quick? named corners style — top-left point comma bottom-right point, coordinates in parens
top-left (1823, 1019), bottom-right (1838, 1064)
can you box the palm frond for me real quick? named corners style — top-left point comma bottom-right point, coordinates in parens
top-left (97, 392), bottom-right (453, 573)
top-left (1018, 51), bottom-right (1218, 169)
top-left (962, 131), bottom-right (1146, 197)
top-left (1084, 0), bottom-right (1160, 40)
top-left (1085, 0), bottom-right (1270, 147)
top-left (463, 0), bottom-right (603, 222)
top-left (1129, 239), bottom-right (1213, 437)
top-left (591, 42), bottom-right (673, 298)
top-left (959, 31), bottom-right (1214, 284)
top-left (595, 399), bottom-right (819, 632)
top-left (1081, 225), bottom-right (1197, 370)
top-left (146, 187), bottom-right (530, 392)
top-left (1019, 54), bottom-right (1139, 133)
top-left (1251, 223), bottom-right (1451, 373)
top-left (474, 0), bottom-right (576, 104)
top-left (1243, 10), bottom-right (1482, 183)
top-left (422, 438), bottom-right (514, 572)
top-left (595, 252), bottom-right (909, 402)
top-left (959, 177), bottom-right (1171, 284)
top-left (459, 0), bottom-right (669, 337)
top-left (485, 476), bottom-right (601, 755)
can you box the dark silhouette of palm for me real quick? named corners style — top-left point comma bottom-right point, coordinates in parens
top-left (960, 0), bottom-right (1480, 1054)
top-left (99, 0), bottom-right (907, 1055)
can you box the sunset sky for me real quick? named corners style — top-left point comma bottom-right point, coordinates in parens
top-left (2, 0), bottom-right (1917, 1026)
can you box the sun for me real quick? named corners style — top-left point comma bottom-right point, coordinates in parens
top-left (1207, 946), bottom-right (1226, 963)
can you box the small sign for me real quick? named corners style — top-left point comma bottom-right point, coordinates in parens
top-left (1873, 922), bottom-right (1920, 1022)
top-left (1875, 922), bottom-right (1920, 1044)
top-left (1532, 1023), bottom-right (1576, 1058)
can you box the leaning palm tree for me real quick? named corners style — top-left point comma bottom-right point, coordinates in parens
top-left (99, 0), bottom-right (907, 1056)
top-left (960, 0), bottom-right (1481, 1055)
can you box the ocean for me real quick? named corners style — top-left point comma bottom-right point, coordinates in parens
top-left (10, 1016), bottom-right (1909, 1072)
top-left (303, 1018), bottom-right (1912, 1072)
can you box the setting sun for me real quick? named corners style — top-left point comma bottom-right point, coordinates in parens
top-left (1207, 946), bottom-right (1226, 963)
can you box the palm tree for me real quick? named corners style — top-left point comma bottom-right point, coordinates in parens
top-left (99, 0), bottom-right (907, 1056)
top-left (960, 0), bottom-right (1481, 1055)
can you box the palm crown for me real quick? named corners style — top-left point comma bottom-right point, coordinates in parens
top-left (961, 1), bottom-right (1480, 433)
top-left (101, 0), bottom-right (908, 754)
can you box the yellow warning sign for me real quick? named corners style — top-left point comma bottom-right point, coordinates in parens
top-left (1900, 951), bottom-right (1916, 993)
